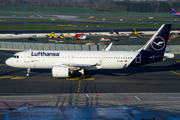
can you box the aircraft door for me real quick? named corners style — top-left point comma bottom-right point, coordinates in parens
top-left (67, 55), bottom-right (75, 61)
top-left (24, 52), bottom-right (30, 63)
top-left (135, 53), bottom-right (141, 63)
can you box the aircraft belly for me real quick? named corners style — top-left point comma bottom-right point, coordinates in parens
top-left (101, 61), bottom-right (124, 69)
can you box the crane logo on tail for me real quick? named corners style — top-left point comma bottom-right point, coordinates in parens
top-left (151, 36), bottom-right (165, 51)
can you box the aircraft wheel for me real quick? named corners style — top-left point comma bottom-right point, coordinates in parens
top-left (84, 70), bottom-right (88, 75)
top-left (81, 74), bottom-right (86, 79)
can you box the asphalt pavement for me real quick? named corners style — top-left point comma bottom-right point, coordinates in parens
top-left (0, 50), bottom-right (180, 93)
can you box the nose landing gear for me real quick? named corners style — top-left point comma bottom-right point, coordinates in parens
top-left (27, 68), bottom-right (31, 76)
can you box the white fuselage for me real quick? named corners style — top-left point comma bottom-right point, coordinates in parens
top-left (6, 50), bottom-right (139, 70)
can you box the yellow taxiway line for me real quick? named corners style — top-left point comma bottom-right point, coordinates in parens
top-left (82, 78), bottom-right (94, 80)
top-left (0, 64), bottom-right (7, 66)
top-left (170, 70), bottom-right (180, 76)
top-left (66, 78), bottom-right (79, 80)
top-left (66, 78), bottom-right (94, 80)
top-left (0, 76), bottom-right (26, 79)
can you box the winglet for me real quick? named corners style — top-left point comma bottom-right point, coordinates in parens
top-left (104, 42), bottom-right (113, 51)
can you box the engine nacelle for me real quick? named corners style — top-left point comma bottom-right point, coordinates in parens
top-left (52, 65), bottom-right (70, 77)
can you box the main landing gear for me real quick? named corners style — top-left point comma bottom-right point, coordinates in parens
top-left (27, 68), bottom-right (31, 76)
top-left (79, 69), bottom-right (88, 79)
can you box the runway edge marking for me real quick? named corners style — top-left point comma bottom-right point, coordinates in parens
top-left (134, 96), bottom-right (141, 101)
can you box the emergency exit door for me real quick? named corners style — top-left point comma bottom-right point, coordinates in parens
top-left (24, 52), bottom-right (30, 63)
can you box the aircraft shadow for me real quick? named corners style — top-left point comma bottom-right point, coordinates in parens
top-left (30, 62), bottom-right (180, 78)
top-left (87, 62), bottom-right (180, 78)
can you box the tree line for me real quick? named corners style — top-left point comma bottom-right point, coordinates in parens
top-left (172, 2), bottom-right (180, 11)
top-left (0, 0), bottom-right (180, 13)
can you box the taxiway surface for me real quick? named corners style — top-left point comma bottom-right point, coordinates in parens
top-left (0, 50), bottom-right (180, 93)
top-left (1, 50), bottom-right (180, 119)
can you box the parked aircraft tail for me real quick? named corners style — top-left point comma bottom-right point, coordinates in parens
top-left (171, 8), bottom-right (176, 15)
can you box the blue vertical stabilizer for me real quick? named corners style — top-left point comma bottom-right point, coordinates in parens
top-left (128, 24), bottom-right (172, 68)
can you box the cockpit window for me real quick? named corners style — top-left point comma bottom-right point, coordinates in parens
top-left (12, 55), bottom-right (19, 58)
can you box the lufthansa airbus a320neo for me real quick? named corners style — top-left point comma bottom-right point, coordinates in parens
top-left (6, 24), bottom-right (174, 79)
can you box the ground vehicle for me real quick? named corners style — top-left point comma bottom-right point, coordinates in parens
top-left (45, 32), bottom-right (59, 38)
top-left (100, 38), bottom-right (110, 41)
top-left (74, 34), bottom-right (86, 40)
top-left (28, 37), bottom-right (38, 41)
top-left (45, 33), bottom-right (73, 39)
top-left (60, 33), bottom-right (73, 39)
top-left (131, 29), bottom-right (144, 35)
top-left (131, 29), bottom-right (139, 35)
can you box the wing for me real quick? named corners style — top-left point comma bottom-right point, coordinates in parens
top-left (62, 63), bottom-right (102, 69)
top-left (63, 54), bottom-right (106, 69)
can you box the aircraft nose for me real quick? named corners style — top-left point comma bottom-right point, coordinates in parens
top-left (5, 58), bottom-right (12, 66)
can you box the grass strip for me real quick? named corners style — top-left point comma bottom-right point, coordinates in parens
top-left (80, 23), bottom-right (180, 28)
top-left (0, 7), bottom-right (172, 16)
top-left (0, 18), bottom-right (81, 23)
top-left (0, 24), bottom-right (91, 31)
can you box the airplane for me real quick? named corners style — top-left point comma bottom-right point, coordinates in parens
top-left (5, 24), bottom-right (174, 79)
top-left (171, 8), bottom-right (180, 16)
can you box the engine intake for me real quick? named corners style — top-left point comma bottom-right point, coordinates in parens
top-left (52, 65), bottom-right (70, 77)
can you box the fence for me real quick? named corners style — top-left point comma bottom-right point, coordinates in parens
top-left (0, 41), bottom-right (179, 53)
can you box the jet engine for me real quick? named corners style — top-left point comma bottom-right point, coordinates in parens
top-left (52, 65), bottom-right (70, 77)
